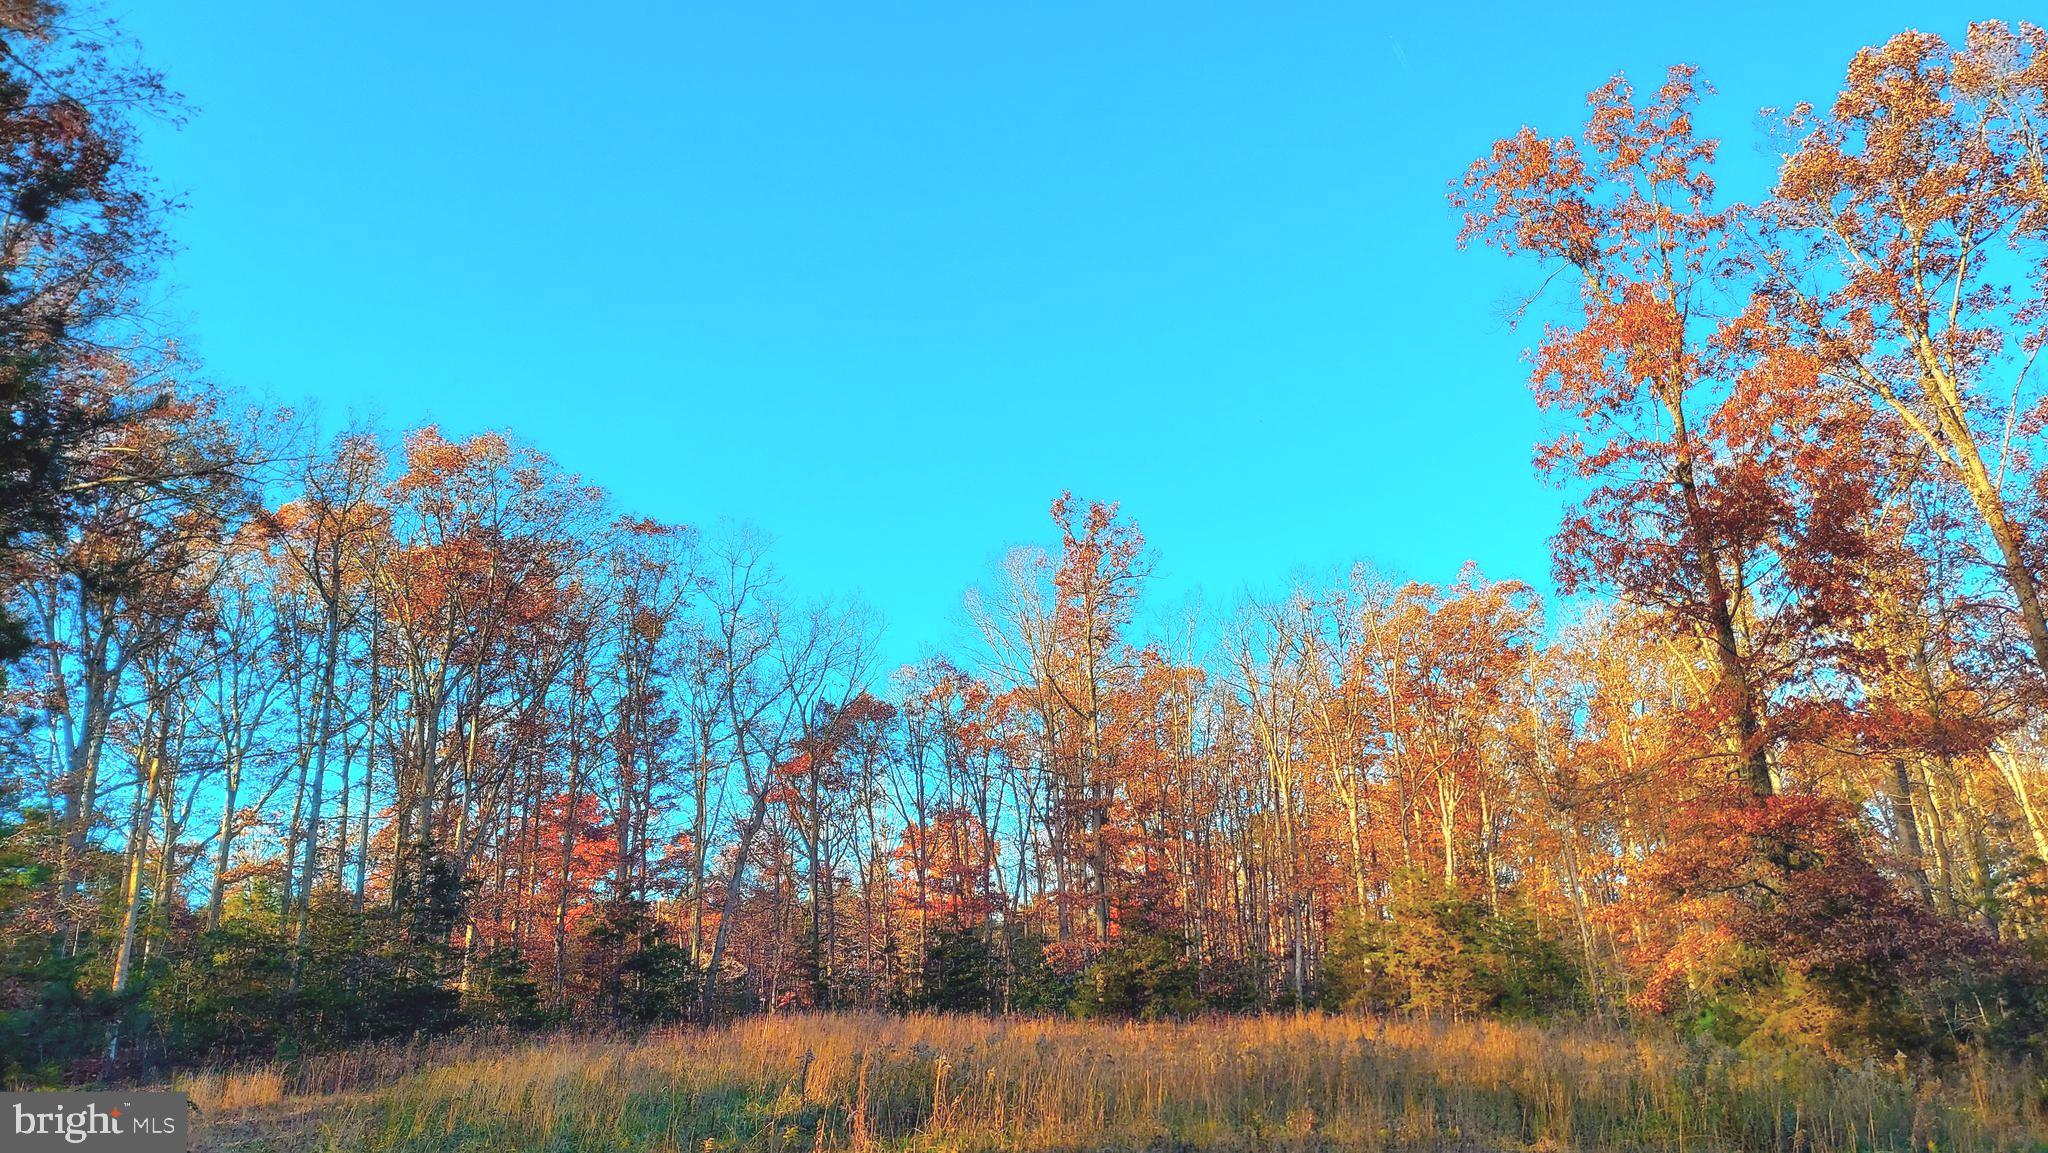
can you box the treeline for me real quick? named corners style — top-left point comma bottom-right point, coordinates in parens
top-left (5, 5), bottom-right (2048, 1085)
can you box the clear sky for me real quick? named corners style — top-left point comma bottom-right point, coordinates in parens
top-left (120, 0), bottom-right (1987, 669)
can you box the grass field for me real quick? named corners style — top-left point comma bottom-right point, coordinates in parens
top-left (181, 1012), bottom-right (2048, 1152)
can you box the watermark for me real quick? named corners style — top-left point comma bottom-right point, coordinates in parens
top-left (0, 1092), bottom-right (187, 1151)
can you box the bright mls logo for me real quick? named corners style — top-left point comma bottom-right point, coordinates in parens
top-left (1, 1093), bottom-right (187, 1151)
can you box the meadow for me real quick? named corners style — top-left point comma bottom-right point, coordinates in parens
top-left (180, 1012), bottom-right (2048, 1153)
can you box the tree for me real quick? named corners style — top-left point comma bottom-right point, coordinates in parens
top-left (1765, 22), bottom-right (2048, 687)
top-left (1455, 68), bottom-right (1789, 798)
top-left (263, 433), bottom-right (385, 983)
top-left (0, 4), bottom-right (177, 662)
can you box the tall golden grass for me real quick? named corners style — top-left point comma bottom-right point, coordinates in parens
top-left (183, 1012), bottom-right (2048, 1152)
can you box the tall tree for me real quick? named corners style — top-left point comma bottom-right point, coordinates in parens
top-left (1764, 22), bottom-right (2048, 686)
top-left (1455, 67), bottom-right (1790, 798)
top-left (0, 3), bottom-right (176, 661)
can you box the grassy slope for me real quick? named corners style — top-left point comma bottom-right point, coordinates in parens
top-left (183, 1012), bottom-right (2048, 1152)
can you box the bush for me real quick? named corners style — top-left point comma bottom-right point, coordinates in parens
top-left (1003, 932), bottom-right (1075, 1015)
top-left (158, 902), bottom-right (465, 1062)
top-left (579, 898), bottom-right (696, 1025)
top-left (1070, 930), bottom-right (1201, 1021)
top-left (1196, 952), bottom-right (1270, 1012)
top-left (1322, 887), bottom-right (1577, 1019)
top-left (915, 926), bottom-right (996, 1013)
top-left (464, 946), bottom-right (550, 1030)
top-left (0, 938), bottom-right (133, 1087)
top-left (1639, 794), bottom-right (2048, 1061)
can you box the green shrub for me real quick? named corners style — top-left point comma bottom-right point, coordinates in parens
top-left (1071, 930), bottom-right (1201, 1021)
top-left (1323, 886), bottom-right (1576, 1019)
top-left (1003, 932), bottom-right (1075, 1015)
top-left (915, 926), bottom-right (996, 1013)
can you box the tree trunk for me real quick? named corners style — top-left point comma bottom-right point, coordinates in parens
top-left (290, 608), bottom-right (343, 989)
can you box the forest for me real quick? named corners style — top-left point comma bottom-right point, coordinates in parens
top-left (5, 2), bottom-right (2048, 1114)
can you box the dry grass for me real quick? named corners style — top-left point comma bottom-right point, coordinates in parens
top-left (182, 1012), bottom-right (2048, 1152)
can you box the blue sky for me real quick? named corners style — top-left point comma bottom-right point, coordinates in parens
top-left (121, 0), bottom-right (1984, 669)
